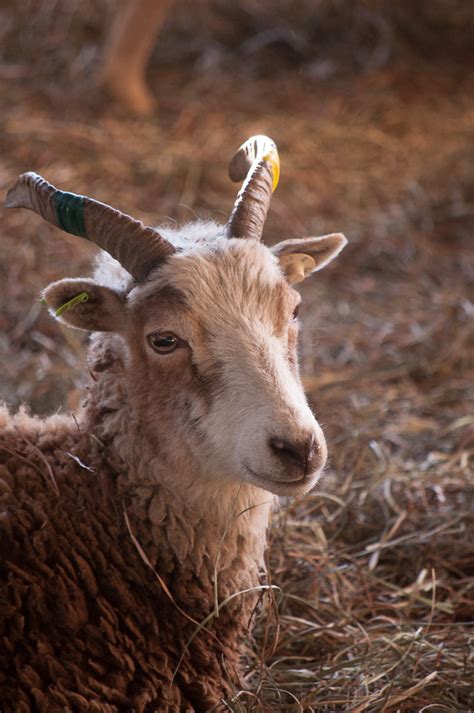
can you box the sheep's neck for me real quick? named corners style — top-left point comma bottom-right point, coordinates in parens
top-left (116, 458), bottom-right (274, 622)
top-left (119, 477), bottom-right (273, 599)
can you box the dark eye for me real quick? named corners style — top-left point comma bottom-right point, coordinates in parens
top-left (292, 303), bottom-right (301, 321)
top-left (147, 331), bottom-right (181, 354)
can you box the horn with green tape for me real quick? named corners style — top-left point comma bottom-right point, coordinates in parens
top-left (226, 135), bottom-right (280, 242)
top-left (5, 172), bottom-right (175, 282)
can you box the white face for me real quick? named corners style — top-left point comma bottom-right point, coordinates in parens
top-left (126, 238), bottom-right (327, 497)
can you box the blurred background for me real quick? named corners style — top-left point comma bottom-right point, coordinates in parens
top-left (1, 1), bottom-right (473, 709)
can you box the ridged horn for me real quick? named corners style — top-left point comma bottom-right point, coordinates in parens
top-left (5, 172), bottom-right (176, 282)
top-left (226, 135), bottom-right (280, 241)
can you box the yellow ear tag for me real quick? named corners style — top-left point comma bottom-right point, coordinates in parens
top-left (279, 253), bottom-right (316, 284)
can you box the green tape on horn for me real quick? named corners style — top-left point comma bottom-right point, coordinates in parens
top-left (53, 190), bottom-right (86, 238)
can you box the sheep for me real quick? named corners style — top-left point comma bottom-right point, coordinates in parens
top-left (0, 135), bottom-right (347, 712)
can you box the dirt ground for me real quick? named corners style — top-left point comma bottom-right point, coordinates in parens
top-left (0, 2), bottom-right (473, 710)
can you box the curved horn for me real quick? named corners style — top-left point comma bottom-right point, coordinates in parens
top-left (5, 172), bottom-right (175, 282)
top-left (226, 135), bottom-right (280, 241)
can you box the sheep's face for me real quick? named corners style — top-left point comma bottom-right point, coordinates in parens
top-left (43, 234), bottom-right (345, 498)
top-left (126, 239), bottom-right (325, 497)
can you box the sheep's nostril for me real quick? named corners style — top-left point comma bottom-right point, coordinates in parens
top-left (269, 435), bottom-right (318, 475)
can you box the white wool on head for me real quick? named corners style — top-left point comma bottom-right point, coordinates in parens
top-left (93, 251), bottom-right (133, 291)
top-left (159, 220), bottom-right (225, 250)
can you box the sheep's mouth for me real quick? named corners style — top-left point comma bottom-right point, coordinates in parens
top-left (243, 463), bottom-right (316, 496)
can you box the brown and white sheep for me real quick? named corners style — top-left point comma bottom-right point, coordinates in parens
top-left (0, 136), bottom-right (346, 712)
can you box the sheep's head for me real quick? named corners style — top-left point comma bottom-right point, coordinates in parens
top-left (6, 136), bottom-right (346, 497)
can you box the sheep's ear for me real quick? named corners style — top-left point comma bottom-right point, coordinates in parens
top-left (42, 278), bottom-right (126, 332)
top-left (272, 233), bottom-right (347, 284)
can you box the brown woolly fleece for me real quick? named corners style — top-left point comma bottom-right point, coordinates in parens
top-left (0, 365), bottom-right (262, 712)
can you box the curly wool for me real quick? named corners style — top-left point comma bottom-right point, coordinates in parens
top-left (0, 361), bottom-right (272, 713)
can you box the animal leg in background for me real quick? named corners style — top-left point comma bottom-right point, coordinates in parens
top-left (99, 0), bottom-right (174, 115)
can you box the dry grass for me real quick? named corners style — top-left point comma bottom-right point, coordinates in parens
top-left (0, 2), bottom-right (473, 710)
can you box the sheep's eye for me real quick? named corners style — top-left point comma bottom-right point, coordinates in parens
top-left (147, 331), bottom-right (181, 354)
top-left (292, 303), bottom-right (301, 321)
